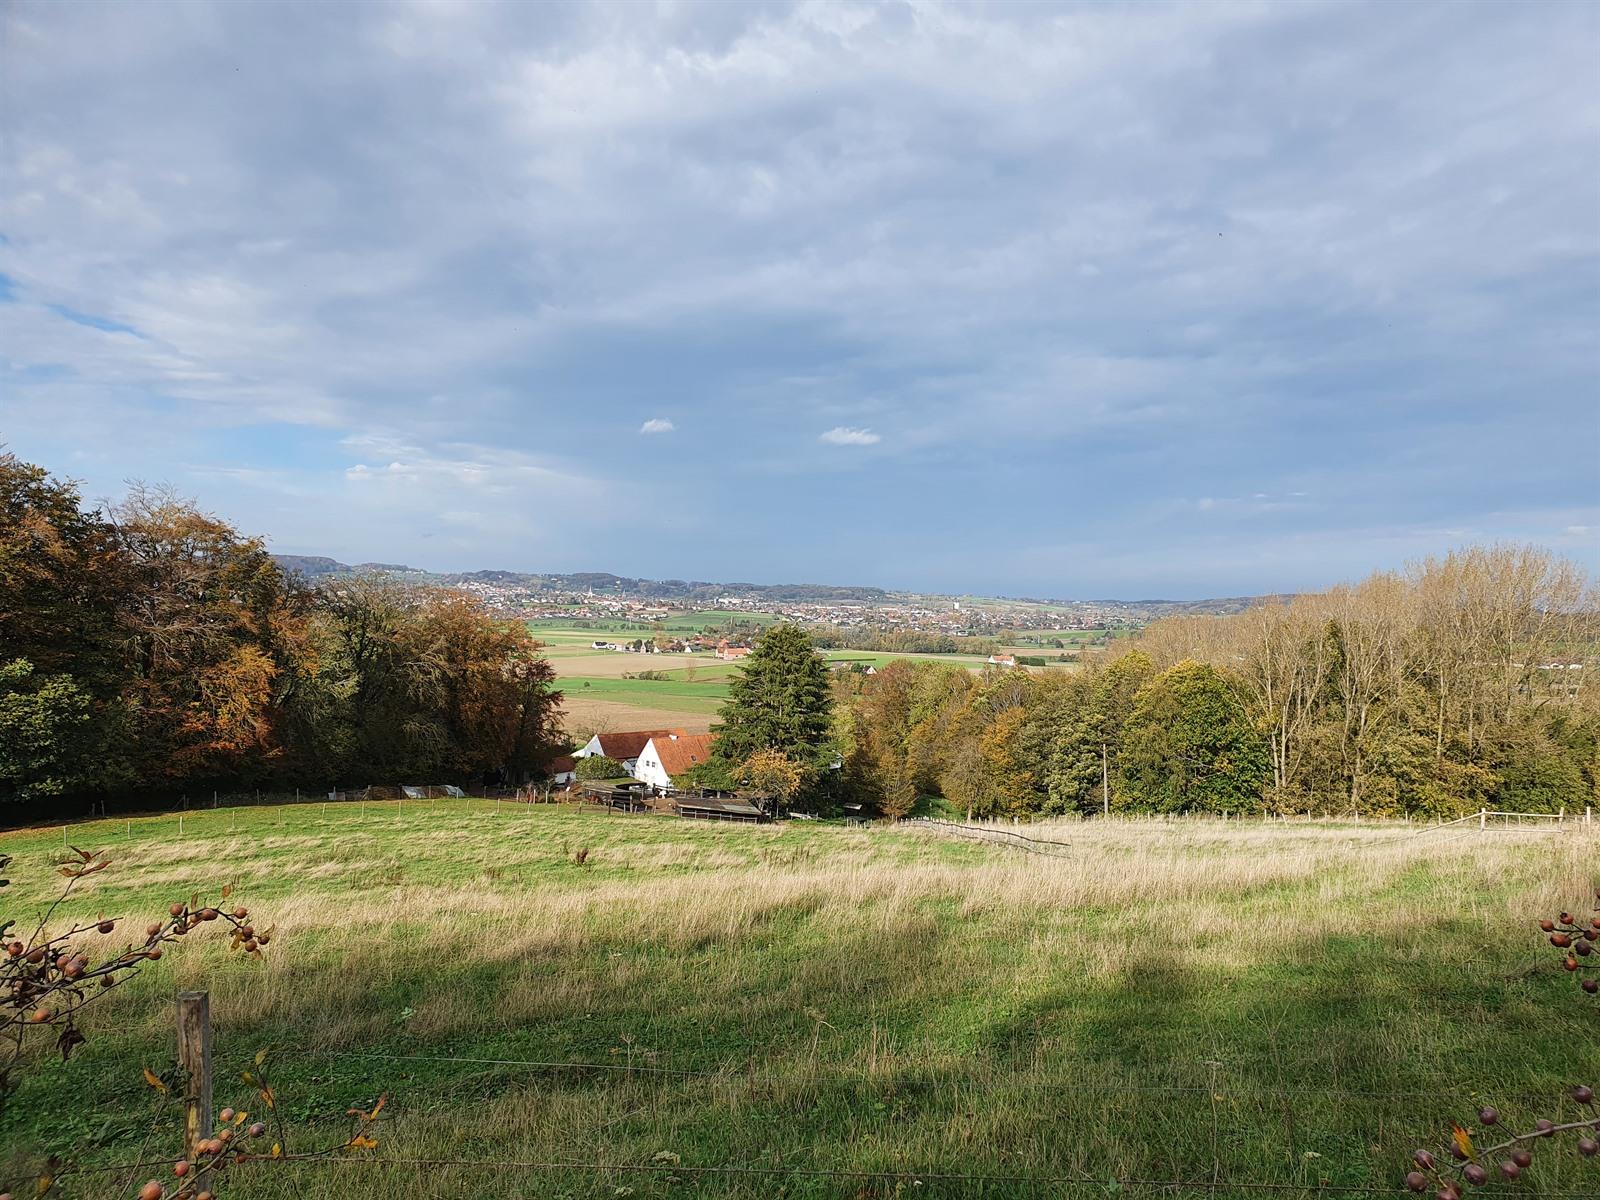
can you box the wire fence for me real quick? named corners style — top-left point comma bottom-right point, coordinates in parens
top-left (57, 1033), bottom-right (1600, 1200)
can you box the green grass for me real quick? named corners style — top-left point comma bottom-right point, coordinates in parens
top-left (562, 675), bottom-right (732, 714)
top-left (1, 804), bottom-right (1593, 1199)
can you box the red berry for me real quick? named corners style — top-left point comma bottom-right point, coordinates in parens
top-left (1462, 1164), bottom-right (1487, 1185)
top-left (1576, 1085), bottom-right (1595, 1104)
top-left (1540, 919), bottom-right (1556, 931)
top-left (169, 903), bottom-right (184, 917)
top-left (1513, 1150), bottom-right (1533, 1167)
top-left (97, 920), bottom-right (114, 934)
top-left (1535, 1119), bottom-right (1555, 1136)
top-left (1412, 1149), bottom-right (1435, 1170)
top-left (1584, 978), bottom-right (1599, 993)
top-left (173, 1162), bottom-right (189, 1177)
top-left (139, 1183), bottom-right (162, 1200)
top-left (1579, 1138), bottom-right (1598, 1157)
top-left (1478, 1106), bottom-right (1499, 1125)
top-left (1552, 933), bottom-right (1572, 947)
top-left (1499, 1160), bottom-right (1520, 1180)
top-left (1405, 1172), bottom-right (1428, 1192)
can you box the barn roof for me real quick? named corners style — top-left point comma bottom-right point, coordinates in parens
top-left (674, 797), bottom-right (764, 817)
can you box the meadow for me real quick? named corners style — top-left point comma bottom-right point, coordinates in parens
top-left (2, 803), bottom-right (1595, 1198)
top-left (534, 617), bottom-right (1009, 737)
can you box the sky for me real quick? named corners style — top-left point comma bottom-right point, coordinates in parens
top-left (0, 0), bottom-right (1596, 600)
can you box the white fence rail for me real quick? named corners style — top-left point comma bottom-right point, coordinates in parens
top-left (1413, 806), bottom-right (1593, 837)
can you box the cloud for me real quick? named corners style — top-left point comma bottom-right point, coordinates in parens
top-left (820, 426), bottom-right (882, 446)
top-left (639, 417), bottom-right (675, 434)
top-left (0, 0), bottom-right (1593, 594)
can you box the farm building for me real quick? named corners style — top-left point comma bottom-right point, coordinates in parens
top-left (574, 728), bottom-right (687, 775)
top-left (987, 653), bottom-right (1017, 666)
top-left (633, 732), bottom-right (716, 790)
top-left (674, 796), bottom-right (765, 822)
top-left (715, 640), bottom-right (751, 660)
top-left (546, 754), bottom-right (577, 785)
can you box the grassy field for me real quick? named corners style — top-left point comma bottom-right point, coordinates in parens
top-left (2, 804), bottom-right (1594, 1199)
top-left (537, 625), bottom-right (1037, 738)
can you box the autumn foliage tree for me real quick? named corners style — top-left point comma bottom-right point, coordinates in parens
top-left (839, 547), bottom-right (1596, 821)
top-left (0, 453), bottom-right (564, 810)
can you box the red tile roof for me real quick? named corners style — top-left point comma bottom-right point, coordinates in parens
top-left (593, 729), bottom-right (686, 761)
top-left (648, 732), bottom-right (716, 779)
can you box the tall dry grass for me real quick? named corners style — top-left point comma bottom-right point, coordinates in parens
top-left (2, 804), bottom-right (1594, 1198)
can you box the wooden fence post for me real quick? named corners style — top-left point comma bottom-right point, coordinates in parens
top-left (1479, 807), bottom-right (1487, 831)
top-left (177, 991), bottom-right (213, 1187)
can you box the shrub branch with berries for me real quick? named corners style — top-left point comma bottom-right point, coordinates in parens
top-left (127, 1056), bottom-right (385, 1200)
top-left (1, 848), bottom-right (269, 1112)
top-left (1406, 888), bottom-right (1599, 1197)
top-left (2, 849), bottom-right (381, 1200)
top-left (1539, 891), bottom-right (1600, 996)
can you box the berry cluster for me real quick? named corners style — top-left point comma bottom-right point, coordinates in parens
top-left (1539, 888), bottom-right (1600, 996)
top-left (136, 1105), bottom-right (273, 1200)
top-left (1406, 1089), bottom-right (1599, 1197)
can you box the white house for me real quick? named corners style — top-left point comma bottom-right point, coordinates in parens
top-left (632, 732), bottom-right (716, 791)
top-left (574, 729), bottom-right (686, 776)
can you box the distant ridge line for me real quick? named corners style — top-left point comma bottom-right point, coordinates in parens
top-left (269, 554), bottom-right (1281, 613)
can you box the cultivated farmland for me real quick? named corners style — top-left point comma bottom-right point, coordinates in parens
top-left (534, 616), bottom-right (1011, 737)
top-left (2, 803), bottom-right (1593, 1198)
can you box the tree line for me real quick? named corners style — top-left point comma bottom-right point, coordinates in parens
top-left (805, 628), bottom-right (1001, 657)
top-left (838, 547), bottom-right (1597, 819)
top-left (0, 454), bottom-right (564, 810)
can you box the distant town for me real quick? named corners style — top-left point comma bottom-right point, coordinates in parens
top-left (271, 555), bottom-right (1276, 636)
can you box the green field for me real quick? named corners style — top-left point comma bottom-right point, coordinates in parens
top-left (2, 803), bottom-right (1594, 1199)
top-left (533, 624), bottom-right (1042, 736)
top-left (563, 674), bottom-right (731, 715)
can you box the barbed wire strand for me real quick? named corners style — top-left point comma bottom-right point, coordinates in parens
top-left (50, 1152), bottom-right (1600, 1197)
top-left (259, 1047), bottom-right (1588, 1103)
